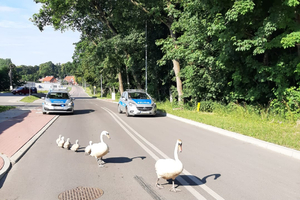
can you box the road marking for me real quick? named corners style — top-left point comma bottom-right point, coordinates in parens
top-left (102, 107), bottom-right (216, 200)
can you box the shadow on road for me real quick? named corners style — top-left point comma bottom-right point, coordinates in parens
top-left (104, 156), bottom-right (146, 164)
top-left (169, 173), bottom-right (221, 187)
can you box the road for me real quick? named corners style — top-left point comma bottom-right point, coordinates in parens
top-left (0, 86), bottom-right (300, 200)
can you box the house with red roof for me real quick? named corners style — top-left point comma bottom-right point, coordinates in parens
top-left (64, 76), bottom-right (77, 85)
top-left (41, 76), bottom-right (57, 83)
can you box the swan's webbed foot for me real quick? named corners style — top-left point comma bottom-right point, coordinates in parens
top-left (97, 158), bottom-right (105, 167)
top-left (155, 183), bottom-right (164, 189)
top-left (170, 180), bottom-right (181, 192)
top-left (155, 178), bottom-right (164, 189)
top-left (169, 187), bottom-right (181, 192)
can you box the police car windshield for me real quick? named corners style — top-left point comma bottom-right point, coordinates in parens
top-left (128, 92), bottom-right (149, 99)
top-left (47, 92), bottom-right (69, 99)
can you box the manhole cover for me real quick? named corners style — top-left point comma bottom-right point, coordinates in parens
top-left (58, 186), bottom-right (104, 200)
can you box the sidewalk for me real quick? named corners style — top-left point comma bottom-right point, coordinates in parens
top-left (0, 107), bottom-right (58, 180)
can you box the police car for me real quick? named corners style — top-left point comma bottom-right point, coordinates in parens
top-left (42, 89), bottom-right (74, 114)
top-left (118, 89), bottom-right (157, 117)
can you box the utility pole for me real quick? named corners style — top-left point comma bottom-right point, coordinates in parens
top-left (145, 20), bottom-right (148, 93)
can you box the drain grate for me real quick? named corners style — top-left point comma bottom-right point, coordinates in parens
top-left (58, 186), bottom-right (104, 200)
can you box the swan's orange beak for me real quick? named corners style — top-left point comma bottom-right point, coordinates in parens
top-left (178, 144), bottom-right (182, 152)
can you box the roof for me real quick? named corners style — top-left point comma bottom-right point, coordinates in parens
top-left (42, 76), bottom-right (56, 82)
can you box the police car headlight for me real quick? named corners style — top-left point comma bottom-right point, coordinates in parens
top-left (128, 102), bottom-right (136, 107)
top-left (68, 101), bottom-right (73, 106)
top-left (44, 101), bottom-right (51, 106)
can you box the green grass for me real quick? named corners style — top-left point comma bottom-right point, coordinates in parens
top-left (0, 105), bottom-right (15, 113)
top-left (20, 95), bottom-right (40, 103)
top-left (157, 101), bottom-right (300, 151)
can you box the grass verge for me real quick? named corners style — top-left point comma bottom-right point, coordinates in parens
top-left (0, 105), bottom-right (16, 113)
top-left (157, 102), bottom-right (300, 151)
top-left (20, 95), bottom-right (40, 103)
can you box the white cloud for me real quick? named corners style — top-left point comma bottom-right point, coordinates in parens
top-left (0, 6), bottom-right (19, 12)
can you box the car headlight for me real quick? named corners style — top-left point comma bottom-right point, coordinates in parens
top-left (68, 101), bottom-right (73, 106)
top-left (44, 101), bottom-right (51, 106)
top-left (128, 102), bottom-right (136, 107)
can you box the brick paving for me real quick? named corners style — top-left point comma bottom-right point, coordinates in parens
top-left (0, 108), bottom-right (55, 169)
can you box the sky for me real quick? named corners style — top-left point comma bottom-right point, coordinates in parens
top-left (0, 0), bottom-right (81, 66)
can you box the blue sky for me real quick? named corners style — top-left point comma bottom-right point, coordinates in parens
top-left (0, 0), bottom-right (81, 66)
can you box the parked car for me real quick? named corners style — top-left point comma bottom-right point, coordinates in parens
top-left (118, 89), bottom-right (157, 117)
top-left (11, 86), bottom-right (37, 95)
top-left (11, 86), bottom-right (29, 95)
top-left (42, 89), bottom-right (74, 114)
top-left (30, 87), bottom-right (37, 93)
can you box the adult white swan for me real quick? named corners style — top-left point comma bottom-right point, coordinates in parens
top-left (155, 139), bottom-right (183, 192)
top-left (90, 131), bottom-right (111, 167)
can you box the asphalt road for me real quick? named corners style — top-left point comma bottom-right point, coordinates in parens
top-left (0, 86), bottom-right (299, 200)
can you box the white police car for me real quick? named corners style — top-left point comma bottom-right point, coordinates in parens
top-left (42, 90), bottom-right (74, 114)
top-left (118, 89), bottom-right (157, 117)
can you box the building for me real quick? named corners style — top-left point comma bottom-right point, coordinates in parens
top-left (41, 76), bottom-right (57, 83)
top-left (64, 76), bottom-right (77, 85)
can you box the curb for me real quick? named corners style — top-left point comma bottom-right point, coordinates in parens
top-left (0, 115), bottom-right (59, 180)
top-left (10, 115), bottom-right (59, 165)
top-left (165, 113), bottom-right (300, 160)
top-left (0, 154), bottom-right (11, 181)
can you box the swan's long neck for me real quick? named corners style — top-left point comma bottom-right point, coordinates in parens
top-left (174, 142), bottom-right (179, 161)
top-left (100, 132), bottom-right (104, 143)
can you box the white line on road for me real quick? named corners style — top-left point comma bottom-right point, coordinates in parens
top-left (102, 107), bottom-right (225, 200)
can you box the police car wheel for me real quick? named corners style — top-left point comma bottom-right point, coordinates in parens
top-left (118, 104), bottom-right (122, 113)
top-left (126, 107), bottom-right (130, 117)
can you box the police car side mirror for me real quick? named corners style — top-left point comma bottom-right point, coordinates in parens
top-left (71, 97), bottom-right (75, 101)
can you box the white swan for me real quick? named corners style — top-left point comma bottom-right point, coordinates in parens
top-left (63, 138), bottom-right (71, 149)
top-left (155, 139), bottom-right (183, 192)
top-left (56, 135), bottom-right (62, 145)
top-left (85, 141), bottom-right (93, 156)
top-left (90, 131), bottom-right (110, 167)
top-left (58, 136), bottom-right (65, 148)
top-left (71, 140), bottom-right (80, 152)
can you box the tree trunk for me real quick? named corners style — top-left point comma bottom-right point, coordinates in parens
top-left (172, 59), bottom-right (183, 102)
top-left (118, 72), bottom-right (124, 94)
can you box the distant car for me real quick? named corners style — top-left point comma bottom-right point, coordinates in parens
top-left (118, 89), bottom-right (157, 117)
top-left (31, 87), bottom-right (37, 93)
top-left (42, 90), bottom-right (74, 114)
top-left (11, 86), bottom-right (29, 95)
top-left (11, 86), bottom-right (37, 95)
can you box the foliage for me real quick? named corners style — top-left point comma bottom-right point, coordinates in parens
top-left (20, 95), bottom-right (40, 103)
top-left (0, 105), bottom-right (15, 113)
top-left (157, 100), bottom-right (300, 151)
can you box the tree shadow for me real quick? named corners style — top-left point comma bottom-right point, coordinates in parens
top-left (0, 110), bottom-right (30, 135)
top-left (103, 156), bottom-right (146, 164)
